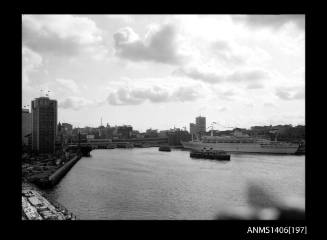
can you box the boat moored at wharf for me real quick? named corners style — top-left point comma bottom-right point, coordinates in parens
top-left (182, 133), bottom-right (300, 155)
top-left (190, 149), bottom-right (230, 160)
top-left (159, 146), bottom-right (171, 152)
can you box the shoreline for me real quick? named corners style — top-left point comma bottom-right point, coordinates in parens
top-left (22, 181), bottom-right (77, 220)
top-left (22, 151), bottom-right (82, 220)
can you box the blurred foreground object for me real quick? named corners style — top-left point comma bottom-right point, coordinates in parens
top-left (216, 182), bottom-right (305, 220)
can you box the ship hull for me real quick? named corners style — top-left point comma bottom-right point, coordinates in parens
top-left (181, 141), bottom-right (299, 154)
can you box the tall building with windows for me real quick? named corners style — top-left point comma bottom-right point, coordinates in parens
top-left (22, 109), bottom-right (32, 147)
top-left (195, 116), bottom-right (206, 134)
top-left (31, 97), bottom-right (57, 153)
top-left (189, 123), bottom-right (196, 136)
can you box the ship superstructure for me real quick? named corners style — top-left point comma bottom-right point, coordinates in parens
top-left (181, 131), bottom-right (299, 154)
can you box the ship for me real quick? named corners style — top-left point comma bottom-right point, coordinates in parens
top-left (181, 131), bottom-right (300, 154)
top-left (159, 146), bottom-right (171, 152)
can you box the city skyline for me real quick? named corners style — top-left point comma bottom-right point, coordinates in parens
top-left (22, 15), bottom-right (305, 132)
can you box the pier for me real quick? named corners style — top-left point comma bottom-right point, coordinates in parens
top-left (22, 182), bottom-right (76, 220)
top-left (22, 151), bottom-right (83, 189)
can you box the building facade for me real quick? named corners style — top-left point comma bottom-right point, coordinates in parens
top-left (117, 125), bottom-right (133, 139)
top-left (31, 97), bottom-right (57, 153)
top-left (22, 109), bottom-right (32, 147)
top-left (189, 123), bottom-right (197, 137)
top-left (168, 129), bottom-right (191, 146)
top-left (61, 123), bottom-right (73, 135)
top-left (195, 116), bottom-right (206, 135)
top-left (145, 128), bottom-right (158, 138)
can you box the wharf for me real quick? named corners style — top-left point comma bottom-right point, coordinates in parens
top-left (22, 152), bottom-right (81, 188)
top-left (22, 182), bottom-right (76, 220)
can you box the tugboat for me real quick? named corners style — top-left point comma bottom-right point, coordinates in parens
top-left (190, 149), bottom-right (230, 161)
top-left (159, 146), bottom-right (171, 152)
top-left (80, 144), bottom-right (92, 156)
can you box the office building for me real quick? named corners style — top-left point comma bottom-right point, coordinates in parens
top-left (196, 116), bottom-right (206, 134)
top-left (189, 123), bottom-right (197, 136)
top-left (31, 97), bottom-right (57, 153)
top-left (22, 109), bottom-right (32, 147)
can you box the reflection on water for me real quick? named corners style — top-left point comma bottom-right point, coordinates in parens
top-left (44, 148), bottom-right (305, 220)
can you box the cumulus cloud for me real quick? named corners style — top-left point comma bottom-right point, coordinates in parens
top-left (226, 70), bottom-right (268, 82)
top-left (173, 67), bottom-right (268, 86)
top-left (113, 24), bottom-right (184, 65)
top-left (264, 102), bottom-right (276, 108)
top-left (275, 87), bottom-right (305, 100)
top-left (107, 85), bottom-right (202, 106)
top-left (218, 107), bottom-right (227, 112)
top-left (172, 86), bottom-right (202, 102)
top-left (106, 15), bottom-right (132, 23)
top-left (22, 15), bottom-right (106, 58)
top-left (211, 41), bottom-right (246, 65)
top-left (219, 89), bottom-right (236, 101)
top-left (233, 15), bottom-right (305, 30)
top-left (22, 46), bottom-right (43, 85)
top-left (59, 96), bottom-right (95, 110)
top-left (173, 67), bottom-right (224, 84)
top-left (55, 78), bottom-right (80, 94)
top-left (247, 82), bottom-right (265, 89)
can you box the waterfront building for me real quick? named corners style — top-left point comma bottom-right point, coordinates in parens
top-left (189, 123), bottom-right (197, 138)
top-left (22, 109), bottom-right (32, 147)
top-left (168, 129), bottom-right (191, 146)
top-left (136, 133), bottom-right (145, 139)
top-left (56, 122), bottom-right (64, 144)
top-left (196, 116), bottom-right (206, 136)
top-left (145, 128), bottom-right (158, 138)
top-left (104, 127), bottom-right (114, 139)
top-left (98, 125), bottom-right (106, 139)
top-left (233, 128), bottom-right (249, 137)
top-left (159, 130), bottom-right (169, 137)
top-left (117, 125), bottom-right (133, 139)
top-left (31, 97), bottom-right (57, 153)
top-left (86, 134), bottom-right (95, 140)
top-left (61, 123), bottom-right (73, 135)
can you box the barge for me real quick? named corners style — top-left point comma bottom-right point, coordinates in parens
top-left (159, 146), bottom-right (171, 152)
top-left (190, 149), bottom-right (230, 161)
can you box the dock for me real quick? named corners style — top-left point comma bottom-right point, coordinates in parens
top-left (23, 152), bottom-right (82, 189)
top-left (22, 182), bottom-right (76, 220)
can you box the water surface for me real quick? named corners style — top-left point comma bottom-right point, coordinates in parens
top-left (45, 148), bottom-right (305, 220)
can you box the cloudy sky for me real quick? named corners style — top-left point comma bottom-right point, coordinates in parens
top-left (22, 14), bottom-right (305, 132)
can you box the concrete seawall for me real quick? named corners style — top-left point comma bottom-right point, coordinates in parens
top-left (22, 181), bottom-right (76, 220)
top-left (48, 155), bottom-right (81, 186)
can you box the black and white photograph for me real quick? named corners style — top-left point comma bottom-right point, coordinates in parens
top-left (21, 14), bottom-right (305, 221)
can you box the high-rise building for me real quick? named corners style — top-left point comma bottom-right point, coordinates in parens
top-left (189, 123), bottom-right (197, 136)
top-left (31, 97), bottom-right (57, 153)
top-left (196, 116), bottom-right (206, 134)
top-left (22, 109), bottom-right (32, 146)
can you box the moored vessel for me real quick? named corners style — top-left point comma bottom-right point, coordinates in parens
top-left (190, 149), bottom-right (230, 160)
top-left (159, 146), bottom-right (171, 152)
top-left (182, 132), bottom-right (299, 154)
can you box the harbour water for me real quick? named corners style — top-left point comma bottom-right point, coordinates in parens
top-left (44, 148), bottom-right (305, 220)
